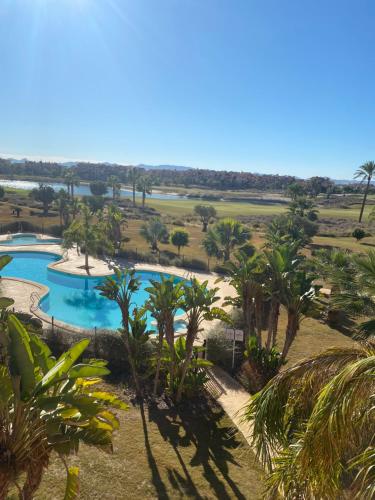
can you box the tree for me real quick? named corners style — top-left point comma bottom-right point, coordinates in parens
top-left (287, 196), bottom-right (319, 221)
top-left (129, 167), bottom-right (140, 206)
top-left (176, 278), bottom-right (228, 402)
top-left (12, 206), bottom-right (22, 218)
top-left (0, 314), bottom-right (126, 499)
top-left (194, 204), bottom-right (217, 232)
top-left (30, 183), bottom-right (55, 216)
top-left (89, 180), bottom-right (108, 196)
top-left (83, 195), bottom-right (105, 214)
top-left (55, 189), bottom-right (70, 228)
top-left (108, 175), bottom-right (121, 200)
top-left (353, 227), bottom-right (366, 241)
top-left (105, 204), bottom-right (127, 249)
top-left (286, 182), bottom-right (306, 200)
top-left (244, 342), bottom-right (375, 499)
top-left (137, 176), bottom-right (152, 208)
top-left (265, 214), bottom-right (318, 249)
top-left (139, 217), bottom-right (169, 252)
top-left (202, 218), bottom-right (251, 261)
top-left (145, 276), bottom-right (185, 395)
top-left (96, 268), bottom-right (143, 395)
top-left (170, 229), bottom-right (189, 256)
top-left (63, 204), bottom-right (111, 269)
top-left (63, 169), bottom-right (80, 199)
top-left (354, 161), bottom-right (375, 222)
top-left (0, 186), bottom-right (4, 199)
top-left (306, 176), bottom-right (334, 197)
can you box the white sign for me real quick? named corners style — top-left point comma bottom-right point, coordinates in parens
top-left (224, 329), bottom-right (244, 342)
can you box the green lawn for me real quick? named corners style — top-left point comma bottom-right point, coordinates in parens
top-left (35, 391), bottom-right (264, 500)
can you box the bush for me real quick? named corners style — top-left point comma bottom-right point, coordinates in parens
top-left (352, 228), bottom-right (366, 241)
top-left (205, 329), bottom-right (238, 371)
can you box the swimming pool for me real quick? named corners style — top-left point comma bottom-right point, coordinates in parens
top-left (1, 234), bottom-right (61, 246)
top-left (0, 251), bottom-right (183, 331)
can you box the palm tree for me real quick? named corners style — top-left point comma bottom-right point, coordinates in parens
top-left (96, 268), bottom-right (143, 396)
top-left (244, 341), bottom-right (375, 499)
top-left (287, 196), bottom-right (319, 221)
top-left (107, 175), bottom-right (121, 200)
top-left (55, 189), bottom-right (70, 229)
top-left (139, 217), bottom-right (169, 253)
top-left (278, 268), bottom-right (317, 363)
top-left (63, 204), bottom-right (111, 270)
top-left (63, 169), bottom-right (80, 199)
top-left (0, 314), bottom-right (125, 499)
top-left (30, 184), bottom-right (55, 216)
top-left (129, 167), bottom-right (140, 206)
top-left (224, 251), bottom-right (264, 345)
top-left (327, 249), bottom-right (375, 336)
top-left (354, 161), bottom-right (375, 222)
top-left (176, 278), bottom-right (228, 402)
top-left (202, 218), bottom-right (251, 261)
top-left (170, 229), bottom-right (189, 256)
top-left (137, 176), bottom-right (153, 208)
top-left (105, 204), bottom-right (127, 249)
top-left (144, 277), bottom-right (185, 395)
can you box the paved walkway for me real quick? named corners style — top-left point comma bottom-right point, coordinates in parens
top-left (208, 365), bottom-right (253, 446)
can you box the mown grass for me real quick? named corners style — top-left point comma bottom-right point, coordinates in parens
top-left (36, 391), bottom-right (264, 500)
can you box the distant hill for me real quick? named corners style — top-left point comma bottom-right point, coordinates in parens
top-left (137, 164), bottom-right (192, 171)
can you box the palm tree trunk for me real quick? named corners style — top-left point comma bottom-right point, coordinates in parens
top-left (142, 191), bottom-right (145, 208)
top-left (123, 333), bottom-right (142, 396)
top-left (176, 327), bottom-right (196, 403)
top-left (71, 184), bottom-right (74, 199)
top-left (280, 311), bottom-right (298, 364)
top-left (266, 299), bottom-right (279, 350)
top-left (359, 176), bottom-right (371, 222)
top-left (132, 179), bottom-right (136, 206)
top-left (85, 249), bottom-right (89, 269)
top-left (153, 328), bottom-right (164, 396)
top-left (22, 459), bottom-right (48, 500)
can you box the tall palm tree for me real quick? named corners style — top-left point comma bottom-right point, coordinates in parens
top-left (105, 204), bottom-right (127, 249)
top-left (176, 278), bottom-right (227, 402)
top-left (63, 204), bottom-right (111, 269)
top-left (96, 268), bottom-right (142, 396)
top-left (129, 167), bottom-right (140, 206)
top-left (107, 175), bottom-right (121, 200)
top-left (202, 218), bottom-right (251, 261)
top-left (354, 161), bottom-right (375, 222)
top-left (145, 277), bottom-right (185, 395)
top-left (244, 341), bottom-right (375, 499)
top-left (137, 176), bottom-right (153, 208)
top-left (63, 169), bottom-right (80, 199)
top-left (55, 189), bottom-right (70, 229)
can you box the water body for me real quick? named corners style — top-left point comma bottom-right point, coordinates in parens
top-left (1, 251), bottom-right (183, 330)
top-left (0, 179), bottom-right (185, 201)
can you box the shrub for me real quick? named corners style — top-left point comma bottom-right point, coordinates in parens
top-left (205, 329), bottom-right (237, 371)
top-left (352, 228), bottom-right (366, 241)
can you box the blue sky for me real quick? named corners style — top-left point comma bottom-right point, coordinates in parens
top-left (0, 0), bottom-right (374, 178)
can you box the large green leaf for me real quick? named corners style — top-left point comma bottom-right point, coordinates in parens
top-left (36, 339), bottom-right (90, 393)
top-left (29, 333), bottom-right (55, 374)
top-left (64, 466), bottom-right (80, 500)
top-left (68, 363), bottom-right (110, 379)
top-left (0, 254), bottom-right (12, 272)
top-left (7, 314), bottom-right (35, 399)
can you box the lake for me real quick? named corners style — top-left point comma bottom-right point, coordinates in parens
top-left (0, 179), bottom-right (185, 201)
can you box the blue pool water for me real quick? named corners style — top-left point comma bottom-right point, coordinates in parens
top-left (0, 251), bottom-right (182, 331)
top-left (1, 234), bottom-right (61, 246)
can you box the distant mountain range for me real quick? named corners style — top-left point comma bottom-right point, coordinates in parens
top-left (5, 157), bottom-right (192, 171)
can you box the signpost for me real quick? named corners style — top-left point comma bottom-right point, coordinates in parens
top-left (224, 329), bottom-right (244, 369)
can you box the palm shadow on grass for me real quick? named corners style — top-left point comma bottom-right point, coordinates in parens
top-left (146, 397), bottom-right (247, 500)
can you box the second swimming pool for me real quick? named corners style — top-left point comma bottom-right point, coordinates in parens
top-left (1, 251), bottom-right (182, 330)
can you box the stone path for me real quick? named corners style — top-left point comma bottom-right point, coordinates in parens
top-left (208, 365), bottom-right (253, 446)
